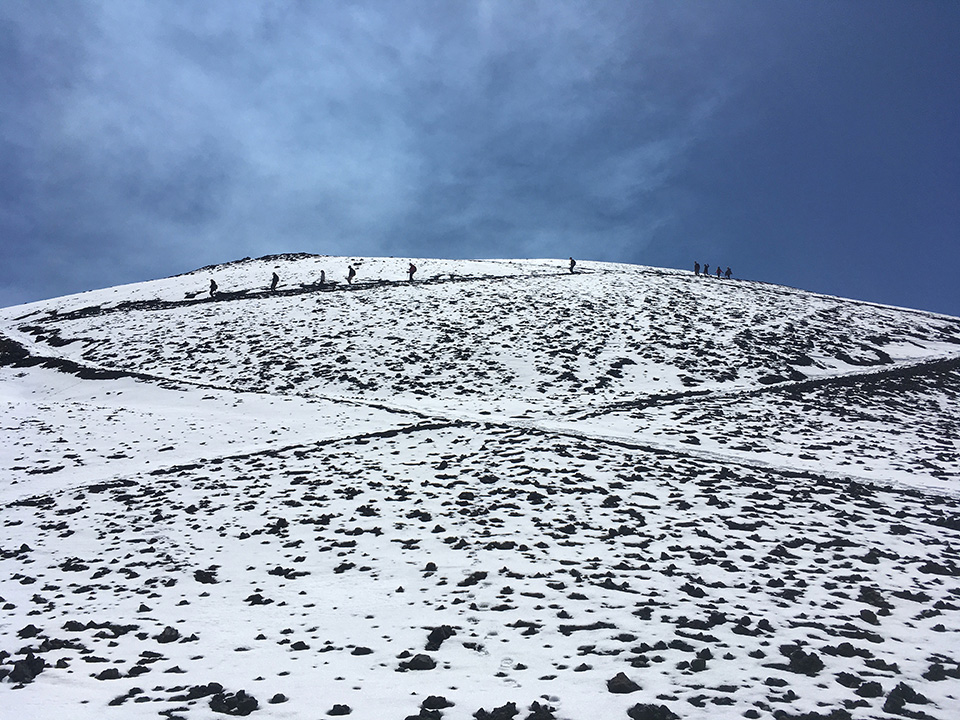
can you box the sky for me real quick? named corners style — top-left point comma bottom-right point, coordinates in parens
top-left (1, 0), bottom-right (958, 316)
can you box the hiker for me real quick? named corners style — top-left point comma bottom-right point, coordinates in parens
top-left (569, 257), bottom-right (576, 274)
top-left (209, 279), bottom-right (218, 297)
top-left (270, 272), bottom-right (279, 292)
top-left (694, 261), bottom-right (700, 276)
top-left (725, 267), bottom-right (732, 279)
top-left (347, 265), bottom-right (356, 284)
top-left (408, 262), bottom-right (417, 282)
top-left (716, 265), bottom-right (722, 278)
top-left (703, 264), bottom-right (710, 277)
top-left (319, 270), bottom-right (326, 286)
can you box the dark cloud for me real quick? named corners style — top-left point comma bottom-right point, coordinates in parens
top-left (1, 1), bottom-right (958, 315)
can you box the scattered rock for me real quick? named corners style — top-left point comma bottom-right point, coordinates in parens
top-left (458, 571), bottom-right (488, 587)
top-left (8, 654), bottom-right (45, 684)
top-left (525, 701), bottom-right (556, 720)
top-left (210, 690), bottom-right (258, 716)
top-left (607, 671), bottom-right (641, 693)
top-left (474, 702), bottom-right (518, 720)
top-left (422, 696), bottom-right (454, 709)
top-left (17, 624), bottom-right (42, 639)
top-left (399, 654), bottom-right (436, 671)
top-left (426, 625), bottom-right (456, 651)
top-left (155, 626), bottom-right (181, 644)
top-left (194, 569), bottom-right (218, 584)
top-left (883, 682), bottom-right (930, 713)
top-left (627, 704), bottom-right (679, 720)
top-left (787, 650), bottom-right (824, 676)
top-left (854, 681), bottom-right (883, 698)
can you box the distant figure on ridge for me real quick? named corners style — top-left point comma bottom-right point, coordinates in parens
top-left (347, 265), bottom-right (357, 284)
top-left (209, 279), bottom-right (218, 297)
top-left (716, 265), bottom-right (722, 278)
top-left (725, 267), bottom-right (732, 279)
top-left (408, 263), bottom-right (417, 282)
top-left (270, 272), bottom-right (279, 292)
top-left (703, 264), bottom-right (710, 277)
top-left (319, 270), bottom-right (326, 286)
top-left (694, 261), bottom-right (700, 276)
top-left (569, 257), bottom-right (576, 274)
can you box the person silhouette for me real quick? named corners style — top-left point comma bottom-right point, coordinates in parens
top-left (270, 272), bottom-right (279, 292)
top-left (347, 265), bottom-right (356, 284)
top-left (694, 261), bottom-right (700, 276)
top-left (724, 267), bottom-right (732, 279)
top-left (319, 270), bottom-right (326, 286)
top-left (408, 263), bottom-right (417, 282)
top-left (209, 279), bottom-right (218, 297)
top-left (716, 265), bottom-right (721, 278)
top-left (569, 257), bottom-right (576, 274)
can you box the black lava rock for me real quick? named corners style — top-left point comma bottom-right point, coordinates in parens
top-left (17, 624), bottom-right (42, 639)
top-left (787, 650), bottom-right (824, 676)
top-left (194, 569), bottom-right (218, 584)
top-left (422, 696), bottom-right (455, 709)
top-left (406, 711), bottom-right (442, 720)
top-left (210, 690), bottom-right (258, 716)
top-left (399, 654), bottom-right (436, 671)
top-left (627, 704), bottom-right (679, 720)
top-left (155, 626), bottom-right (181, 643)
top-left (607, 672), bottom-right (641, 693)
top-left (183, 682), bottom-right (224, 699)
top-left (525, 701), bottom-right (557, 720)
top-left (426, 625), bottom-right (456, 651)
top-left (8, 653), bottom-right (45, 684)
top-left (458, 571), bottom-right (488, 587)
top-left (854, 681), bottom-right (883, 698)
top-left (836, 672), bottom-right (861, 688)
top-left (474, 702), bottom-right (519, 720)
top-left (883, 682), bottom-right (930, 713)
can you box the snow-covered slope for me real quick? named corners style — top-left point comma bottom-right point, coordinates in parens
top-left (1, 255), bottom-right (959, 720)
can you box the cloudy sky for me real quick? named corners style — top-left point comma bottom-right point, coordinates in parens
top-left (2, 1), bottom-right (958, 315)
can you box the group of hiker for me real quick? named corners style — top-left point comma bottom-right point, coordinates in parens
top-left (207, 258), bottom-right (733, 299)
top-left (694, 262), bottom-right (732, 279)
top-left (208, 262), bottom-right (418, 298)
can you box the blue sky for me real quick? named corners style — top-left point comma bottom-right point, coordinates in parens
top-left (2, 1), bottom-right (958, 316)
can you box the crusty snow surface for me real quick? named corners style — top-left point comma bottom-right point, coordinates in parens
top-left (1, 255), bottom-right (959, 720)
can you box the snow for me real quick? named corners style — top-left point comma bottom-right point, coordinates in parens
top-left (1, 255), bottom-right (959, 720)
